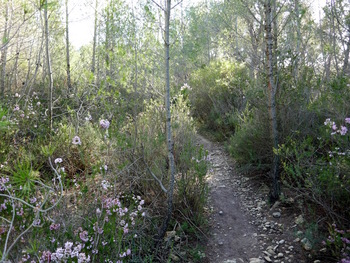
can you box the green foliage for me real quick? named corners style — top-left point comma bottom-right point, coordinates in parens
top-left (48, 122), bottom-right (104, 179)
top-left (10, 160), bottom-right (41, 197)
top-left (227, 103), bottom-right (272, 171)
top-left (123, 92), bottom-right (209, 238)
top-left (189, 60), bottom-right (251, 140)
top-left (0, 106), bottom-right (9, 130)
top-left (277, 118), bottom-right (350, 223)
top-left (324, 223), bottom-right (350, 261)
top-left (187, 245), bottom-right (206, 262)
top-left (315, 76), bottom-right (350, 117)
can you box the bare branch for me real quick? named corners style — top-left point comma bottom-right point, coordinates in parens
top-left (171, 0), bottom-right (183, 10)
top-left (144, 160), bottom-right (168, 193)
top-left (151, 0), bottom-right (165, 11)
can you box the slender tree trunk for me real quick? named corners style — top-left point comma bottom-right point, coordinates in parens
top-left (91, 0), bottom-right (98, 74)
top-left (330, 0), bottom-right (340, 76)
top-left (44, 0), bottom-right (53, 131)
top-left (131, 1), bottom-right (139, 154)
top-left (65, 0), bottom-right (72, 92)
top-left (272, 0), bottom-right (278, 78)
top-left (22, 39), bottom-right (34, 99)
top-left (25, 34), bottom-right (44, 108)
top-left (105, 8), bottom-right (111, 88)
top-left (265, 0), bottom-right (280, 202)
top-left (158, 0), bottom-right (176, 241)
top-left (9, 42), bottom-right (20, 90)
top-left (343, 34), bottom-right (350, 75)
top-left (235, 15), bottom-right (239, 58)
top-left (0, 0), bottom-right (10, 96)
top-left (293, 0), bottom-right (301, 80)
top-left (206, 0), bottom-right (210, 63)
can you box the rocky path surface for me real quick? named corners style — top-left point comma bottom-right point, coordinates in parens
top-left (198, 135), bottom-right (309, 263)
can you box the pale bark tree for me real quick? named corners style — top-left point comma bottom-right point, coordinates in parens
top-left (342, 30), bottom-right (350, 75)
top-left (330, 0), bottom-right (340, 76)
top-left (293, 0), bottom-right (301, 79)
top-left (24, 34), bottom-right (44, 107)
top-left (8, 41), bottom-right (20, 90)
top-left (65, 0), bottom-right (72, 92)
top-left (0, 0), bottom-right (10, 96)
top-left (151, 0), bottom-right (176, 241)
top-left (44, 0), bottom-right (53, 131)
top-left (91, 0), bottom-right (98, 74)
top-left (265, 0), bottom-right (280, 201)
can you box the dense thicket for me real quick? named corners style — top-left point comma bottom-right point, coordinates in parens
top-left (0, 0), bottom-right (349, 262)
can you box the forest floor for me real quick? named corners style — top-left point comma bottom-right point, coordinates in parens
top-left (197, 135), bottom-right (310, 263)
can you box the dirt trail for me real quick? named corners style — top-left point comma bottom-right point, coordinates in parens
top-left (198, 135), bottom-right (261, 263)
top-left (197, 135), bottom-right (307, 263)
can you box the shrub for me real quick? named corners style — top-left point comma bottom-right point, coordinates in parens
top-left (323, 223), bottom-right (350, 262)
top-left (122, 89), bottom-right (209, 238)
top-left (189, 60), bottom-right (251, 140)
top-left (227, 103), bottom-right (272, 172)
top-left (277, 117), bottom-right (350, 227)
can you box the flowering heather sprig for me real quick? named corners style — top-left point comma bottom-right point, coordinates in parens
top-left (340, 126), bottom-right (348, 135)
top-left (41, 242), bottom-right (90, 263)
top-left (0, 176), bottom-right (9, 191)
top-left (72, 136), bottom-right (82, 145)
top-left (79, 230), bottom-right (89, 242)
top-left (324, 223), bottom-right (350, 262)
top-left (50, 223), bottom-right (60, 231)
top-left (99, 119), bottom-right (110, 129)
top-left (180, 83), bottom-right (192, 91)
top-left (101, 180), bottom-right (110, 190)
top-left (54, 158), bottom-right (63, 164)
top-left (325, 118), bottom-right (350, 136)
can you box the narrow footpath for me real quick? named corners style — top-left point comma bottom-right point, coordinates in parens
top-left (198, 135), bottom-right (307, 263)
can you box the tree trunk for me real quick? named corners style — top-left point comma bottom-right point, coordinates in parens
top-left (158, 0), bottom-right (176, 241)
top-left (265, 0), bottom-right (280, 202)
top-left (293, 0), bottom-right (301, 80)
top-left (9, 42), bottom-right (20, 90)
top-left (25, 34), bottom-right (44, 108)
top-left (105, 8), bottom-right (111, 88)
top-left (330, 0), bottom-right (340, 76)
top-left (0, 0), bottom-right (10, 96)
top-left (65, 0), bottom-right (72, 92)
top-left (91, 0), bottom-right (98, 74)
top-left (44, 0), bottom-right (53, 131)
top-left (343, 34), bottom-right (350, 75)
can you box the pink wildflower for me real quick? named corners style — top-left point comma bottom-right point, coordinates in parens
top-left (99, 119), bottom-right (110, 129)
top-left (79, 230), bottom-right (89, 242)
top-left (72, 136), bottom-right (82, 145)
top-left (340, 126), bottom-right (348, 135)
top-left (54, 158), bottom-right (63, 164)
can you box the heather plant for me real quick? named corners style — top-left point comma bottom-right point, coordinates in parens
top-left (122, 87), bottom-right (209, 241)
top-left (33, 189), bottom-right (147, 262)
top-left (0, 82), bottom-right (208, 261)
top-left (0, 126), bottom-right (149, 262)
top-left (0, 157), bottom-right (63, 262)
top-left (323, 223), bottom-right (350, 262)
top-left (278, 117), bottom-right (350, 229)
